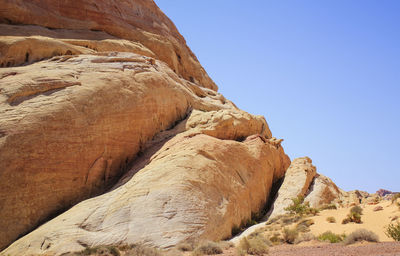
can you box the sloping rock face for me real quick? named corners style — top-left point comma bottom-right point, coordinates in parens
top-left (0, 0), bottom-right (290, 253)
top-left (267, 157), bottom-right (316, 218)
top-left (304, 173), bottom-right (345, 208)
top-left (0, 0), bottom-right (216, 90)
top-left (2, 131), bottom-right (289, 256)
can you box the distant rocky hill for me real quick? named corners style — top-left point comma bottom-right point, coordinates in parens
top-left (0, 1), bottom-right (352, 255)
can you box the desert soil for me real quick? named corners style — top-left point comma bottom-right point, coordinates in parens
top-left (308, 200), bottom-right (399, 241)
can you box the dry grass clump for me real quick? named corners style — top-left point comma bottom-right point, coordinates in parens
top-left (391, 193), bottom-right (400, 204)
top-left (282, 228), bottom-right (299, 244)
top-left (75, 244), bottom-right (166, 256)
top-left (120, 244), bottom-right (163, 256)
top-left (176, 242), bottom-right (194, 252)
top-left (294, 233), bottom-right (316, 244)
top-left (385, 222), bottom-right (400, 241)
top-left (326, 216), bottom-right (336, 223)
top-left (238, 235), bottom-right (270, 255)
top-left (295, 219), bottom-right (314, 233)
top-left (319, 204), bottom-right (337, 211)
top-left (318, 231), bottom-right (345, 243)
top-left (269, 233), bottom-right (283, 245)
top-left (192, 241), bottom-right (223, 255)
top-left (343, 229), bottom-right (379, 245)
top-left (75, 246), bottom-right (121, 256)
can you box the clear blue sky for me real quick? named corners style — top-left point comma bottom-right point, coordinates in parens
top-left (155, 1), bottom-right (400, 193)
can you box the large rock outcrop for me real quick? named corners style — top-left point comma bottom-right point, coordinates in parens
top-left (2, 129), bottom-right (289, 255)
top-left (0, 0), bottom-right (216, 90)
top-left (0, 1), bottom-right (290, 253)
top-left (267, 157), bottom-right (316, 219)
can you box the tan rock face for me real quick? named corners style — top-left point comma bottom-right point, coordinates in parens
top-left (267, 157), bottom-right (317, 218)
top-left (0, 48), bottom-right (287, 254)
top-left (0, 0), bottom-right (217, 90)
top-left (2, 118), bottom-right (290, 256)
top-left (304, 173), bottom-right (344, 208)
top-left (0, 0), bottom-right (291, 253)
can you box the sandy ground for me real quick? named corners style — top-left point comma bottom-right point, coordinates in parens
top-left (308, 201), bottom-right (399, 241)
top-left (268, 241), bottom-right (400, 256)
top-left (186, 241), bottom-right (400, 256)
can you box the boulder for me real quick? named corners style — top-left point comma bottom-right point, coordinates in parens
top-left (304, 173), bottom-right (345, 208)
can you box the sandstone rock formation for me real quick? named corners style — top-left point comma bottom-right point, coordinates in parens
top-left (0, 0), bottom-right (291, 253)
top-left (2, 127), bottom-right (289, 255)
top-left (0, 0), bottom-right (216, 90)
top-left (304, 173), bottom-right (345, 208)
top-left (267, 157), bottom-right (316, 219)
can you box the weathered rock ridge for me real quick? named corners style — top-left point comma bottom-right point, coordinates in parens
top-left (0, 0), bottom-right (216, 90)
top-left (0, 1), bottom-right (292, 253)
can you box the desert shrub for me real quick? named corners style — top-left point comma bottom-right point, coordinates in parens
top-left (342, 208), bottom-right (362, 224)
top-left (326, 217), bottom-right (336, 223)
top-left (123, 244), bottom-right (162, 256)
top-left (192, 241), bottom-right (223, 255)
top-left (294, 233), bottom-right (316, 244)
top-left (319, 204), bottom-right (337, 211)
top-left (281, 214), bottom-right (302, 225)
top-left (285, 196), bottom-right (319, 216)
top-left (177, 242), bottom-right (194, 252)
top-left (349, 212), bottom-right (362, 223)
top-left (392, 193), bottom-right (400, 203)
top-left (318, 231), bottom-right (344, 243)
top-left (385, 222), bottom-right (400, 241)
top-left (343, 229), bottom-right (379, 245)
top-left (163, 248), bottom-right (183, 256)
top-left (285, 196), bottom-right (308, 215)
top-left (76, 246), bottom-right (121, 256)
top-left (342, 218), bottom-right (350, 224)
top-left (269, 233), bottom-right (283, 245)
top-left (296, 219), bottom-right (314, 232)
top-left (238, 235), bottom-right (269, 255)
top-left (282, 228), bottom-right (299, 244)
top-left (218, 241), bottom-right (234, 250)
top-left (350, 205), bottom-right (363, 215)
top-left (307, 207), bottom-right (320, 216)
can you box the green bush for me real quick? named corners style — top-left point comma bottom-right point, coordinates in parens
top-left (284, 196), bottom-right (319, 216)
top-left (238, 235), bottom-right (270, 255)
top-left (343, 229), bottom-right (379, 245)
top-left (318, 231), bottom-right (344, 243)
top-left (385, 222), bottom-right (400, 241)
top-left (282, 228), bottom-right (299, 244)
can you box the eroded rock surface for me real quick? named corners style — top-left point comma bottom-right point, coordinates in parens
top-left (304, 174), bottom-right (345, 208)
top-left (0, 0), bottom-right (291, 254)
top-left (2, 117), bottom-right (289, 256)
top-left (267, 157), bottom-right (317, 218)
top-left (0, 0), bottom-right (216, 90)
